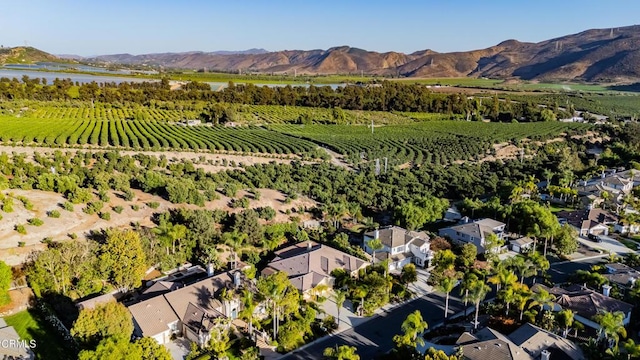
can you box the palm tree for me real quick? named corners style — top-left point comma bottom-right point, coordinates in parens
top-left (511, 257), bottom-right (536, 284)
top-left (624, 339), bottom-right (640, 360)
top-left (595, 310), bottom-right (627, 351)
top-left (488, 267), bottom-right (517, 292)
top-left (529, 289), bottom-right (555, 319)
top-left (556, 309), bottom-right (574, 337)
top-left (436, 276), bottom-right (458, 319)
top-left (367, 238), bottom-right (383, 265)
top-left (333, 290), bottom-right (347, 327)
top-left (460, 273), bottom-right (479, 317)
top-left (239, 290), bottom-right (256, 335)
top-left (464, 280), bottom-right (490, 330)
top-left (542, 169), bottom-right (554, 189)
top-left (362, 217), bottom-right (379, 232)
top-left (223, 230), bottom-right (247, 269)
top-left (393, 310), bottom-right (428, 349)
top-left (529, 251), bottom-right (550, 284)
top-left (323, 345), bottom-right (360, 360)
top-left (514, 284), bottom-right (532, 321)
top-left (499, 286), bottom-right (518, 316)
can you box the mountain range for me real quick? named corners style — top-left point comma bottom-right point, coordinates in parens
top-left (4, 25), bottom-right (640, 82)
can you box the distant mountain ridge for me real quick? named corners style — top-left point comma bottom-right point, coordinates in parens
top-left (86, 25), bottom-right (640, 82)
top-left (6, 25), bottom-right (640, 82)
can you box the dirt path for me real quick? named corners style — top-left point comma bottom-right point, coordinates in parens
top-left (320, 147), bottom-right (354, 171)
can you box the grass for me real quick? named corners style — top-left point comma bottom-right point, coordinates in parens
top-left (618, 237), bottom-right (640, 250)
top-left (4, 309), bottom-right (70, 360)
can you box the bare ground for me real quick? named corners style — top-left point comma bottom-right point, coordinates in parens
top-left (0, 188), bottom-right (316, 266)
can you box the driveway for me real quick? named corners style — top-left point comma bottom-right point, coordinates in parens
top-left (165, 338), bottom-right (190, 360)
top-left (577, 234), bottom-right (634, 256)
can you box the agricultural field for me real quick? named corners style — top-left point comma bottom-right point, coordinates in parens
top-left (0, 116), bottom-right (317, 154)
top-left (272, 121), bottom-right (591, 166)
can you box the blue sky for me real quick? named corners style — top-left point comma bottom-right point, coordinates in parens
top-left (1, 0), bottom-right (637, 56)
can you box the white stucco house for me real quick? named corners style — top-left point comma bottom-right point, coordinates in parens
top-left (363, 226), bottom-right (433, 271)
top-left (438, 217), bottom-right (506, 254)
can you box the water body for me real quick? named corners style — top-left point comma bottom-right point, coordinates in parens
top-left (0, 68), bottom-right (344, 89)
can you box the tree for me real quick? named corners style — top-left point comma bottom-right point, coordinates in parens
top-left (333, 289), bottom-right (347, 326)
top-left (510, 256), bottom-right (536, 284)
top-left (488, 266), bottom-right (517, 292)
top-left (223, 230), bottom-right (247, 268)
top-left (458, 243), bottom-right (477, 270)
top-left (464, 280), bottom-right (490, 330)
top-left (257, 271), bottom-right (299, 339)
top-left (323, 345), bottom-right (360, 360)
top-left (0, 260), bottom-right (12, 306)
top-left (483, 233), bottom-right (503, 261)
top-left (529, 251), bottom-right (550, 284)
top-left (78, 337), bottom-right (142, 360)
top-left (514, 284), bottom-right (532, 321)
top-left (554, 225), bottom-right (578, 256)
top-left (368, 238), bottom-right (383, 265)
top-left (424, 347), bottom-right (460, 360)
top-left (436, 275), bottom-right (458, 319)
top-left (209, 325), bottom-right (232, 359)
top-left (529, 288), bottom-right (555, 319)
top-left (400, 264), bottom-right (418, 285)
top-left (71, 301), bottom-right (133, 347)
top-left (624, 339), bottom-right (640, 360)
top-left (394, 196), bottom-right (449, 230)
top-left (460, 272), bottom-right (479, 317)
top-left (239, 290), bottom-right (257, 335)
top-left (99, 230), bottom-right (147, 291)
top-left (556, 309), bottom-right (574, 338)
top-left (393, 310), bottom-right (428, 349)
top-left (595, 311), bottom-right (627, 351)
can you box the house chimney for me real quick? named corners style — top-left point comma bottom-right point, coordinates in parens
top-left (307, 240), bottom-right (312, 251)
top-left (207, 263), bottom-right (215, 277)
top-left (374, 229), bottom-right (379, 239)
top-left (233, 271), bottom-right (241, 289)
top-left (602, 284), bottom-right (612, 297)
top-left (541, 349), bottom-right (551, 360)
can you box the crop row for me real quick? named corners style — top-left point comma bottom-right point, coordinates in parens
top-left (0, 117), bottom-right (317, 154)
top-left (25, 106), bottom-right (199, 121)
top-left (272, 121), bottom-right (591, 165)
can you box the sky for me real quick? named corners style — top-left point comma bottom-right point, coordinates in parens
top-left (1, 0), bottom-right (638, 56)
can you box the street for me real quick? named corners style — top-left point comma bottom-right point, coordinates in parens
top-left (282, 292), bottom-right (465, 360)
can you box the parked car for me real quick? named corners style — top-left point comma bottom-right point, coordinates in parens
top-left (588, 234), bottom-right (603, 242)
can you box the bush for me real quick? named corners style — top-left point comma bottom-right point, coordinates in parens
top-left (62, 202), bottom-right (74, 212)
top-left (15, 224), bottom-right (26, 234)
top-left (28, 218), bottom-right (44, 226)
top-left (113, 205), bottom-right (124, 214)
top-left (131, 205), bottom-right (140, 211)
top-left (68, 233), bottom-right (78, 239)
top-left (83, 200), bottom-right (104, 215)
top-left (18, 241), bottom-right (25, 247)
top-left (147, 201), bottom-right (160, 209)
top-left (98, 190), bottom-right (110, 202)
top-left (2, 198), bottom-right (14, 213)
top-left (123, 189), bottom-right (135, 201)
top-left (17, 196), bottom-right (34, 210)
top-left (99, 212), bottom-right (111, 220)
top-left (47, 209), bottom-right (61, 218)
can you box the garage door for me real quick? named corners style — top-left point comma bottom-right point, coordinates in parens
top-left (592, 228), bottom-right (606, 235)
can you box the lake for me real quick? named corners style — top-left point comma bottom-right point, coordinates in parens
top-left (0, 68), bottom-right (344, 90)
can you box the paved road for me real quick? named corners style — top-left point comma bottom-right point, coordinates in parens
top-left (282, 292), bottom-right (465, 360)
top-left (548, 256), bottom-right (606, 284)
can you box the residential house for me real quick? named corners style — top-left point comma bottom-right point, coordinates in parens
top-left (363, 226), bottom-right (433, 271)
top-left (128, 269), bottom-right (247, 346)
top-left (509, 237), bottom-right (534, 254)
top-left (578, 173), bottom-right (636, 207)
top-left (456, 323), bottom-right (584, 360)
top-left (557, 208), bottom-right (617, 236)
top-left (262, 241), bottom-right (368, 297)
top-left (532, 284), bottom-right (633, 330)
top-left (438, 218), bottom-right (506, 254)
top-left (603, 262), bottom-right (640, 289)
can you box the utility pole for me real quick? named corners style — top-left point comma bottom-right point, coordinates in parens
top-left (369, 120), bottom-right (374, 134)
top-left (384, 157), bottom-right (388, 173)
top-left (375, 158), bottom-right (380, 176)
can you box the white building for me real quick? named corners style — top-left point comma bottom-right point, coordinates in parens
top-left (438, 218), bottom-right (506, 254)
top-left (363, 226), bottom-right (433, 271)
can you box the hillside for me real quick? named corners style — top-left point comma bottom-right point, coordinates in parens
top-left (90, 25), bottom-right (640, 82)
top-left (0, 46), bottom-right (59, 64)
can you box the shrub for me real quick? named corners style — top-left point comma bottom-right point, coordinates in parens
top-left (83, 200), bottom-right (104, 215)
top-left (47, 209), bottom-right (61, 218)
top-left (15, 224), bottom-right (26, 234)
top-left (131, 205), bottom-right (140, 211)
top-left (18, 241), bottom-right (25, 247)
top-left (99, 212), bottom-right (111, 221)
top-left (28, 218), bottom-right (44, 226)
top-left (98, 190), bottom-right (110, 202)
top-left (68, 233), bottom-right (78, 239)
top-left (147, 201), bottom-right (160, 209)
top-left (113, 205), bottom-right (124, 214)
top-left (123, 189), bottom-right (135, 201)
top-left (62, 202), bottom-right (74, 212)
top-left (2, 198), bottom-right (14, 213)
top-left (17, 196), bottom-right (34, 210)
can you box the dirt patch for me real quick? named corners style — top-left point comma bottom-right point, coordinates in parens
top-left (0, 187), bottom-right (316, 266)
